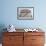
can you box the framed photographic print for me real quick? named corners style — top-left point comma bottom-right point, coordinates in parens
top-left (17, 7), bottom-right (34, 20)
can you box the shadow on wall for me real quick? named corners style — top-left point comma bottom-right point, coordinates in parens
top-left (0, 24), bottom-right (7, 43)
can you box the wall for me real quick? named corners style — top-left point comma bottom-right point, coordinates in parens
top-left (0, 0), bottom-right (46, 30)
top-left (0, 0), bottom-right (46, 28)
top-left (0, 0), bottom-right (46, 44)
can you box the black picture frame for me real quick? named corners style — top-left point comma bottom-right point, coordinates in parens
top-left (17, 7), bottom-right (34, 20)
